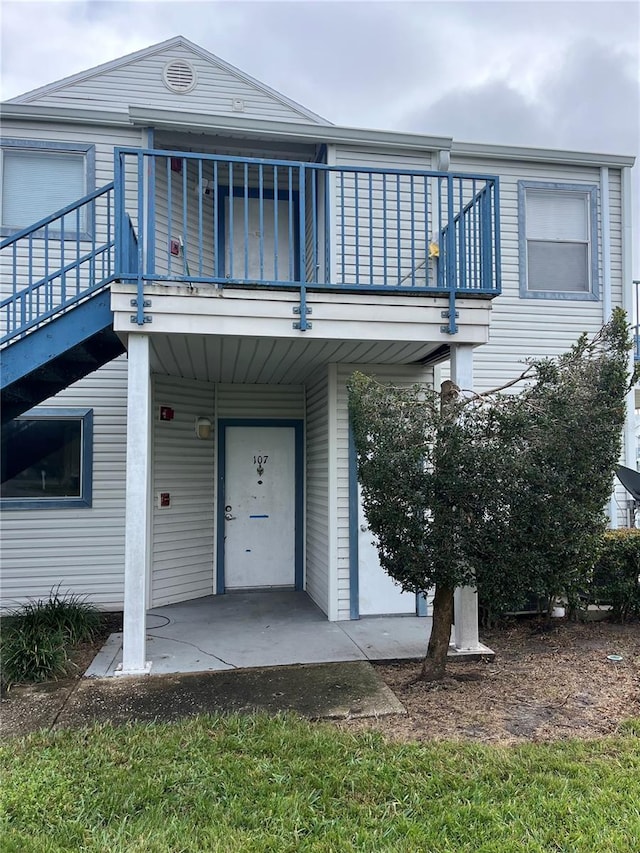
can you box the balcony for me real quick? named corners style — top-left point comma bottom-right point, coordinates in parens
top-left (1, 150), bottom-right (501, 348)
top-left (115, 148), bottom-right (501, 332)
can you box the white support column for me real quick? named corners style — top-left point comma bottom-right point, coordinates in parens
top-left (119, 333), bottom-right (152, 675)
top-left (450, 343), bottom-right (482, 651)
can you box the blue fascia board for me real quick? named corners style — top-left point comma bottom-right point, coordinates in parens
top-left (1, 290), bottom-right (115, 388)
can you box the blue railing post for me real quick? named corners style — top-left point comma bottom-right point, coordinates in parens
top-left (297, 163), bottom-right (308, 331)
top-left (445, 175), bottom-right (458, 334)
top-left (146, 150), bottom-right (156, 278)
top-left (492, 179), bottom-right (501, 295)
top-left (136, 153), bottom-right (145, 325)
top-left (114, 149), bottom-right (124, 279)
top-left (481, 185), bottom-right (493, 292)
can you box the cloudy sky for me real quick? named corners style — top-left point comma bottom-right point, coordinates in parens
top-left (2, 0), bottom-right (638, 155)
top-left (1, 0), bottom-right (638, 269)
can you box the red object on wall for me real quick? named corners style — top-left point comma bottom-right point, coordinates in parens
top-left (159, 406), bottom-right (175, 421)
top-left (160, 492), bottom-right (171, 508)
top-left (170, 239), bottom-right (180, 256)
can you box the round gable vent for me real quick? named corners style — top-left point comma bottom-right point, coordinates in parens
top-left (163, 60), bottom-right (197, 94)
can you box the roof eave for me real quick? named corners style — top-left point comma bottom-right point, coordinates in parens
top-left (452, 140), bottom-right (636, 169)
top-left (127, 106), bottom-right (453, 151)
top-left (0, 103), bottom-right (131, 126)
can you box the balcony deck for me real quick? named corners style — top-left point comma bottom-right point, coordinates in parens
top-left (1, 149), bottom-right (501, 345)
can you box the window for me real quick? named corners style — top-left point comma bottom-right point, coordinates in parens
top-left (518, 181), bottom-right (598, 300)
top-left (1, 408), bottom-right (93, 509)
top-left (0, 139), bottom-right (95, 237)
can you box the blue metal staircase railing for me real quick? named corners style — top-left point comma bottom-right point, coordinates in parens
top-left (0, 183), bottom-right (118, 346)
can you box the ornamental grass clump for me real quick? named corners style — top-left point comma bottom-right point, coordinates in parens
top-left (0, 589), bottom-right (100, 687)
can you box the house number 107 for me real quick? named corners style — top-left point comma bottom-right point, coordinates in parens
top-left (253, 455), bottom-right (268, 465)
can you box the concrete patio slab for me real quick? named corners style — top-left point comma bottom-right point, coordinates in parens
top-left (85, 590), bottom-right (491, 679)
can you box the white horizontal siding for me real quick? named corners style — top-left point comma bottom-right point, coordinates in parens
top-left (29, 44), bottom-right (316, 124)
top-left (305, 367), bottom-right (329, 614)
top-left (0, 120), bottom-right (143, 334)
top-left (150, 375), bottom-right (215, 607)
top-left (332, 147), bottom-right (435, 288)
top-left (151, 156), bottom-right (216, 281)
top-left (1, 357), bottom-right (128, 611)
top-left (334, 362), bottom-right (433, 621)
top-left (216, 383), bottom-right (305, 419)
top-left (448, 155), bottom-right (624, 392)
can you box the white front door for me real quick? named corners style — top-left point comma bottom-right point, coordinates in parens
top-left (226, 196), bottom-right (294, 282)
top-left (223, 425), bottom-right (296, 590)
top-left (357, 487), bottom-right (416, 615)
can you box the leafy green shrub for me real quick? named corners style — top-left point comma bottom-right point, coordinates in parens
top-left (589, 529), bottom-right (640, 622)
top-left (0, 590), bottom-right (100, 686)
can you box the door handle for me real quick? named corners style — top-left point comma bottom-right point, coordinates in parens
top-left (225, 513), bottom-right (236, 521)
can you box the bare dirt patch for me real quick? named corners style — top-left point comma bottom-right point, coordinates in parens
top-left (339, 619), bottom-right (640, 745)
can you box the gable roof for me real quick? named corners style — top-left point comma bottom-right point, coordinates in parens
top-left (5, 35), bottom-right (331, 126)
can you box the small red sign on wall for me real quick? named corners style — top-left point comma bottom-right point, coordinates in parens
top-left (159, 492), bottom-right (171, 508)
top-left (159, 406), bottom-right (175, 421)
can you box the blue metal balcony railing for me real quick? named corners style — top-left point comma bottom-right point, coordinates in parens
top-left (0, 183), bottom-right (118, 345)
top-left (1, 151), bottom-right (501, 344)
top-left (115, 148), bottom-right (501, 332)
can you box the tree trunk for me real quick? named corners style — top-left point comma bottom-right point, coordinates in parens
top-left (420, 584), bottom-right (454, 680)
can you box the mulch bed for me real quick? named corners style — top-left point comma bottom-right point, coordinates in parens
top-left (339, 619), bottom-right (640, 745)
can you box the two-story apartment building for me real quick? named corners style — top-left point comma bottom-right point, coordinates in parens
top-left (1, 37), bottom-right (635, 674)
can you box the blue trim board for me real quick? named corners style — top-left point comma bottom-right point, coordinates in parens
top-left (517, 180), bottom-right (599, 302)
top-left (216, 419), bottom-right (304, 594)
top-left (1, 407), bottom-right (93, 510)
top-left (1, 138), bottom-right (96, 240)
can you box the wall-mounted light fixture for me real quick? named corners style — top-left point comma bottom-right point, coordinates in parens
top-left (195, 417), bottom-right (213, 440)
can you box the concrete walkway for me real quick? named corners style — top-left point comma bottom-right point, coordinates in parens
top-left (0, 661), bottom-right (406, 739)
top-left (86, 591), bottom-right (436, 678)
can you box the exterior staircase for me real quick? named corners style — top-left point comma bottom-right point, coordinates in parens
top-left (0, 183), bottom-right (132, 424)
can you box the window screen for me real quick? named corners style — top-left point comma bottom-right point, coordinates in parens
top-left (1, 149), bottom-right (86, 231)
top-left (525, 190), bottom-right (590, 293)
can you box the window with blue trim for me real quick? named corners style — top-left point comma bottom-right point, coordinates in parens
top-left (1, 408), bottom-right (93, 509)
top-left (518, 181), bottom-right (599, 300)
top-left (0, 139), bottom-right (95, 238)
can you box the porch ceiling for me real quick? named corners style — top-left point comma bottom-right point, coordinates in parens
top-left (149, 334), bottom-right (446, 384)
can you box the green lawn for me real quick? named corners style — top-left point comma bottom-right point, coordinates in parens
top-left (2, 715), bottom-right (640, 852)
